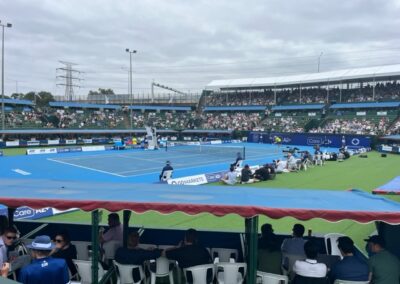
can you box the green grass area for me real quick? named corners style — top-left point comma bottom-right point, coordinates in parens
top-left (38, 151), bottom-right (400, 250)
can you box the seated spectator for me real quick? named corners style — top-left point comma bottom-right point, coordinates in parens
top-left (258, 224), bottom-right (282, 274)
top-left (287, 153), bottom-right (299, 172)
top-left (254, 164), bottom-right (273, 181)
top-left (19, 235), bottom-right (69, 284)
top-left (0, 227), bottom-right (17, 267)
top-left (221, 166), bottom-right (237, 185)
top-left (293, 240), bottom-right (327, 278)
top-left (164, 228), bottom-right (211, 269)
top-left (241, 164), bottom-right (255, 184)
top-left (50, 231), bottom-right (77, 278)
top-left (366, 235), bottom-right (400, 284)
top-left (115, 232), bottom-right (161, 265)
top-left (100, 213), bottom-right (123, 246)
top-left (159, 160), bottom-right (173, 181)
top-left (275, 159), bottom-right (288, 173)
top-left (281, 224), bottom-right (307, 256)
top-left (329, 236), bottom-right (369, 283)
top-left (231, 152), bottom-right (243, 169)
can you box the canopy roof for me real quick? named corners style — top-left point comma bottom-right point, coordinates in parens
top-left (380, 135), bottom-right (400, 141)
top-left (330, 101), bottom-right (400, 109)
top-left (206, 64), bottom-right (400, 90)
top-left (49, 101), bottom-right (121, 109)
top-left (373, 176), bottom-right (400, 195)
top-left (272, 104), bottom-right (325, 111)
top-left (1, 179), bottom-right (400, 224)
top-left (0, 98), bottom-right (34, 106)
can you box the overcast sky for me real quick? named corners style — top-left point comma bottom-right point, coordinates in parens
top-left (1, 0), bottom-right (400, 97)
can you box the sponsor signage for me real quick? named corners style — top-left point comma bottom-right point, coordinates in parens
top-left (377, 111), bottom-right (387, 116)
top-left (65, 139), bottom-right (77, 145)
top-left (6, 140), bottom-right (20, 147)
top-left (356, 111), bottom-right (366, 116)
top-left (205, 171), bottom-right (226, 183)
top-left (13, 206), bottom-right (54, 220)
top-left (27, 140), bottom-right (40, 147)
top-left (81, 145), bottom-right (105, 152)
top-left (47, 139), bottom-right (60, 145)
top-left (210, 140), bottom-right (222, 145)
top-left (308, 112), bottom-right (316, 117)
top-left (167, 174), bottom-right (208, 185)
top-left (381, 145), bottom-right (393, 152)
top-left (275, 113), bottom-right (282, 117)
top-left (26, 148), bottom-right (58, 155)
top-left (83, 139), bottom-right (93, 144)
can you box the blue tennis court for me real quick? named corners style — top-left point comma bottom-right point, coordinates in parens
top-left (0, 143), bottom-right (331, 183)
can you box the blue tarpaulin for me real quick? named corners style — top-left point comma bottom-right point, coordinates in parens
top-left (373, 176), bottom-right (400, 195)
top-left (0, 179), bottom-right (400, 223)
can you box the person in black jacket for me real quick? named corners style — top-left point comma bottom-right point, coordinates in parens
top-left (50, 231), bottom-right (77, 277)
top-left (115, 232), bottom-right (161, 265)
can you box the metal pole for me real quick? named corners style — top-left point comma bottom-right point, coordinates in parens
top-left (317, 52), bottom-right (323, 73)
top-left (245, 216), bottom-right (258, 284)
top-left (1, 25), bottom-right (5, 130)
top-left (91, 210), bottom-right (100, 284)
top-left (129, 52), bottom-right (133, 129)
top-left (123, 210), bottom-right (131, 248)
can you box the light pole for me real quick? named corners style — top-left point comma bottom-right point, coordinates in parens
top-left (125, 48), bottom-right (137, 129)
top-left (1, 21), bottom-right (12, 131)
top-left (317, 51), bottom-right (323, 73)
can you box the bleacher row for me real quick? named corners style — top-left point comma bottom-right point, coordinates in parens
top-left (0, 80), bottom-right (399, 135)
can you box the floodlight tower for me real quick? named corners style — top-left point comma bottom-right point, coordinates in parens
top-left (125, 48), bottom-right (137, 129)
top-left (1, 20), bottom-right (12, 130)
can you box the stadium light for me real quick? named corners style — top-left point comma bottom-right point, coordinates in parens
top-left (125, 49), bottom-right (137, 129)
top-left (1, 21), bottom-right (12, 131)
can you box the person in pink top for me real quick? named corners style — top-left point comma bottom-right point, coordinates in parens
top-left (100, 213), bottom-right (123, 245)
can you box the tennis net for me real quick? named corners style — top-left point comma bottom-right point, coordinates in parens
top-left (165, 142), bottom-right (245, 159)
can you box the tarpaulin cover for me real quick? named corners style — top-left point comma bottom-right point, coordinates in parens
top-left (1, 179), bottom-right (400, 223)
top-left (373, 176), bottom-right (400, 195)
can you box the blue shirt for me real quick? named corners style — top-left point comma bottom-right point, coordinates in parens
top-left (19, 257), bottom-right (69, 284)
top-left (330, 255), bottom-right (369, 282)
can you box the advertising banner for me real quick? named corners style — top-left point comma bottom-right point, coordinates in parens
top-left (83, 139), bottom-right (93, 144)
top-left (47, 139), bottom-right (60, 145)
top-left (65, 139), bottom-right (77, 145)
top-left (167, 174), bottom-right (208, 185)
top-left (27, 140), bottom-right (40, 147)
top-left (248, 132), bottom-right (371, 149)
top-left (81, 145), bottom-right (105, 152)
top-left (26, 148), bottom-right (58, 155)
top-left (6, 140), bottom-right (20, 147)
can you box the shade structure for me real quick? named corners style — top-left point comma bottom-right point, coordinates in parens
top-left (1, 178), bottom-right (400, 224)
top-left (373, 176), bottom-right (400, 195)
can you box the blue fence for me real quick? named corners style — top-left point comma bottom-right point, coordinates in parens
top-left (248, 132), bottom-right (372, 149)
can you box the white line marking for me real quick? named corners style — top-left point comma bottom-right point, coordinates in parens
top-left (12, 169), bottom-right (31, 176)
top-left (47, 158), bottom-right (126, 177)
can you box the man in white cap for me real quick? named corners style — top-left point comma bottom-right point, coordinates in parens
top-left (19, 235), bottom-right (69, 284)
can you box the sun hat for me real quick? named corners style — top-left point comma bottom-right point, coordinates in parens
top-left (27, 235), bottom-right (55, 251)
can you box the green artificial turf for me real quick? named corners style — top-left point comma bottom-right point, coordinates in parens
top-left (38, 151), bottom-right (400, 250)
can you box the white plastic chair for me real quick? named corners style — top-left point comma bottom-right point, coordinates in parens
top-left (333, 280), bottom-right (369, 284)
top-left (324, 233), bottom-right (345, 257)
top-left (71, 241), bottom-right (91, 260)
top-left (113, 260), bottom-right (145, 284)
top-left (148, 256), bottom-right (174, 284)
top-left (211, 248), bottom-right (239, 263)
top-left (216, 262), bottom-right (246, 284)
top-left (257, 271), bottom-right (289, 284)
top-left (184, 264), bottom-right (215, 284)
top-left (73, 259), bottom-right (106, 284)
top-left (161, 170), bottom-right (173, 181)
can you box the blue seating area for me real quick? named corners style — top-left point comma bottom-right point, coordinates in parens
top-left (128, 105), bottom-right (192, 111)
top-left (0, 98), bottom-right (34, 106)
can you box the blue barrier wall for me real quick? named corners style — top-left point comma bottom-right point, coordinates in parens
top-left (248, 132), bottom-right (372, 149)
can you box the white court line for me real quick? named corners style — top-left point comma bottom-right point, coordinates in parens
top-left (12, 169), bottom-right (31, 176)
top-left (47, 158), bottom-right (126, 178)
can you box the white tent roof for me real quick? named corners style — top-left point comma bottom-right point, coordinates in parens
top-left (206, 64), bottom-right (400, 90)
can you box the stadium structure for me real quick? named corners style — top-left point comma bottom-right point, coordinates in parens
top-left (1, 64), bottom-right (400, 284)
